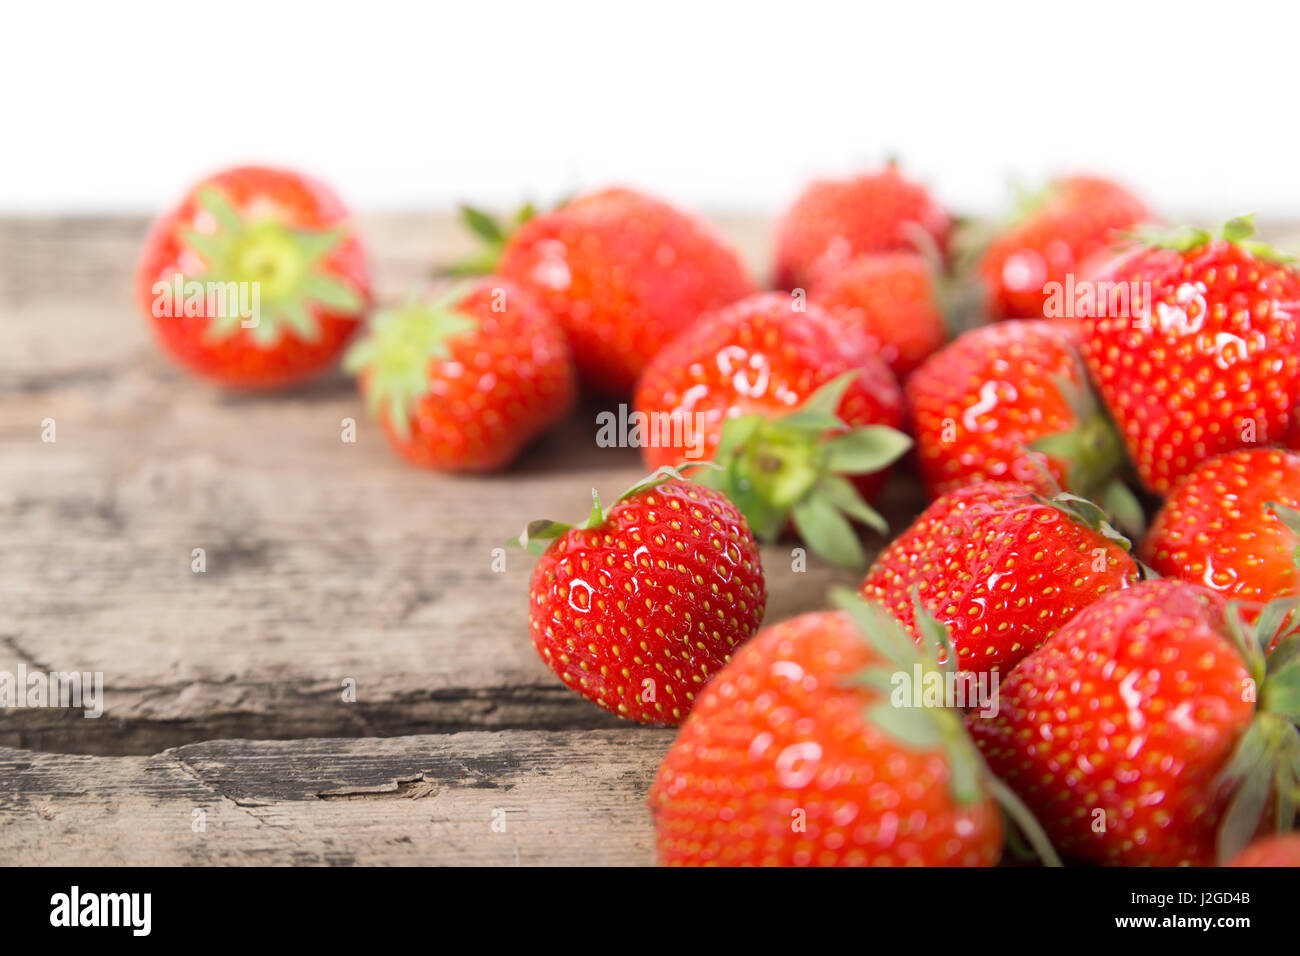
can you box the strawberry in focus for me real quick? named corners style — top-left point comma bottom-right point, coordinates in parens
top-left (969, 579), bottom-right (1300, 866)
top-left (1077, 217), bottom-right (1300, 494)
top-left (490, 188), bottom-right (754, 394)
top-left (136, 166), bottom-right (371, 388)
top-left (633, 292), bottom-right (911, 569)
top-left (1143, 448), bottom-right (1300, 624)
top-left (977, 175), bottom-right (1150, 320)
top-left (808, 251), bottom-right (948, 379)
top-left (344, 278), bottom-right (575, 472)
top-left (773, 166), bottom-right (950, 291)
top-left (860, 481), bottom-right (1141, 674)
top-left (907, 320), bottom-right (1136, 521)
top-left (517, 470), bottom-right (766, 726)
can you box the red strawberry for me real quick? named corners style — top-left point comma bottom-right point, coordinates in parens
top-left (977, 175), bottom-right (1150, 320)
top-left (1143, 448), bottom-right (1300, 623)
top-left (480, 189), bottom-right (755, 395)
top-left (773, 166), bottom-right (950, 290)
top-left (136, 166), bottom-right (371, 388)
top-left (517, 470), bottom-right (766, 726)
top-left (650, 609), bottom-right (1002, 865)
top-left (969, 579), bottom-right (1300, 866)
top-left (907, 320), bottom-right (1137, 521)
top-left (633, 293), bottom-right (910, 569)
top-left (344, 278), bottom-right (575, 472)
top-left (860, 481), bottom-right (1141, 674)
top-left (1226, 832), bottom-right (1300, 866)
top-left (807, 251), bottom-right (948, 378)
top-left (1077, 217), bottom-right (1300, 494)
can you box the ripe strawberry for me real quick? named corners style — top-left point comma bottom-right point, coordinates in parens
top-left (1077, 217), bottom-right (1300, 494)
top-left (807, 251), bottom-right (948, 378)
top-left (976, 175), bottom-right (1150, 320)
top-left (1226, 832), bottom-right (1300, 866)
top-left (136, 165), bottom-right (371, 388)
top-left (517, 470), bottom-right (766, 726)
top-left (1143, 448), bottom-right (1300, 623)
top-left (860, 481), bottom-right (1141, 674)
top-left (344, 278), bottom-right (575, 472)
top-left (773, 166), bottom-right (950, 290)
top-left (471, 188), bottom-right (755, 395)
top-left (907, 320), bottom-right (1138, 522)
top-left (633, 293), bottom-right (910, 569)
top-left (969, 579), bottom-right (1300, 866)
top-left (650, 593), bottom-right (1062, 866)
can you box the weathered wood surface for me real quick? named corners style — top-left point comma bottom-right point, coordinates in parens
top-left (0, 214), bottom-right (921, 756)
top-left (0, 730), bottom-right (673, 865)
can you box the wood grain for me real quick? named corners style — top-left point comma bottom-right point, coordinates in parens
top-left (0, 730), bottom-right (673, 865)
top-left (0, 214), bottom-right (922, 755)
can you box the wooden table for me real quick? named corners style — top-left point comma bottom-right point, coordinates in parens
top-left (0, 212), bottom-right (925, 865)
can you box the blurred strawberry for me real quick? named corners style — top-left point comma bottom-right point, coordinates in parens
top-left (970, 579), bottom-right (1300, 866)
top-left (976, 175), bottom-right (1150, 320)
top-left (345, 278), bottom-right (575, 471)
top-left (773, 165), bottom-right (950, 290)
top-left (808, 251), bottom-right (948, 378)
top-left (137, 165), bottom-right (371, 388)
top-left (1227, 833), bottom-right (1300, 866)
top-left (456, 189), bottom-right (754, 395)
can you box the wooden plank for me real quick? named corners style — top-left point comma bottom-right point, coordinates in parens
top-left (0, 729), bottom-right (673, 865)
top-left (0, 214), bottom-right (917, 754)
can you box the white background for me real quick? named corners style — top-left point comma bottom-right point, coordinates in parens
top-left (3, 0), bottom-right (1297, 219)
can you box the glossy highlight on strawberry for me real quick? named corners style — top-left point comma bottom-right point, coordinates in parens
top-left (522, 474), bottom-right (766, 725)
top-left (498, 188), bottom-right (755, 394)
top-left (860, 481), bottom-right (1141, 674)
top-left (649, 609), bottom-right (1004, 866)
top-left (136, 165), bottom-right (371, 388)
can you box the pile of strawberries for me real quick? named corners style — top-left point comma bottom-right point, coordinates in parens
top-left (137, 165), bottom-right (1300, 867)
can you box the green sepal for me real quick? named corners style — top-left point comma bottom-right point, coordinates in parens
top-left (343, 283), bottom-right (478, 440)
top-left (1133, 214), bottom-right (1296, 264)
top-left (1033, 490), bottom-right (1134, 553)
top-left (511, 464), bottom-right (715, 557)
top-left (175, 186), bottom-right (365, 348)
top-left (442, 201), bottom-right (543, 276)
top-left (700, 373), bottom-right (911, 570)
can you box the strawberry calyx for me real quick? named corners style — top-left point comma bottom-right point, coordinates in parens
top-left (177, 186), bottom-right (365, 347)
top-left (831, 588), bottom-right (1063, 867)
top-left (1028, 373), bottom-right (1144, 535)
top-left (1215, 600), bottom-right (1300, 862)
top-left (512, 464), bottom-right (715, 557)
top-left (1132, 214), bottom-right (1296, 264)
top-left (343, 283), bottom-right (478, 440)
top-left (442, 202), bottom-right (541, 276)
top-left (696, 372), bottom-right (912, 570)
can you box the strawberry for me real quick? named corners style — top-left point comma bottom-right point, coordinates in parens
top-left (136, 165), bottom-right (371, 388)
top-left (860, 481), bottom-right (1141, 674)
top-left (969, 579), bottom-right (1300, 866)
top-left (460, 189), bottom-right (755, 395)
top-left (976, 175), bottom-right (1150, 320)
top-left (516, 469), bottom-right (766, 726)
top-left (1226, 832), bottom-right (1300, 866)
top-left (807, 251), bottom-right (948, 379)
top-left (649, 592), bottom-right (1061, 866)
top-left (773, 165), bottom-right (950, 291)
top-left (633, 293), bottom-right (910, 569)
top-left (344, 278), bottom-right (575, 472)
top-left (907, 319), bottom-right (1139, 524)
top-left (1143, 448), bottom-right (1300, 623)
top-left (1077, 216), bottom-right (1300, 494)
